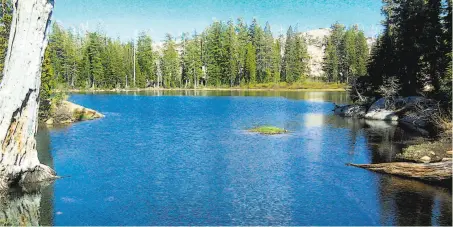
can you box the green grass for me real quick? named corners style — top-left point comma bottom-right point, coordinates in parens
top-left (396, 140), bottom-right (451, 163)
top-left (73, 111), bottom-right (95, 121)
top-left (248, 126), bottom-right (288, 135)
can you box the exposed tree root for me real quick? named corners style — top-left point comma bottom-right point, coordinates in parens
top-left (0, 164), bottom-right (58, 190)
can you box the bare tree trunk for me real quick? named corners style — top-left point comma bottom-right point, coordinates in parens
top-left (0, 0), bottom-right (56, 190)
top-left (347, 161), bottom-right (452, 182)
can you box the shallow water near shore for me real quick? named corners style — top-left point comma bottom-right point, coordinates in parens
top-left (26, 91), bottom-right (452, 225)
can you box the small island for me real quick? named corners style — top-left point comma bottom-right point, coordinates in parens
top-left (44, 101), bottom-right (104, 125)
top-left (248, 126), bottom-right (288, 135)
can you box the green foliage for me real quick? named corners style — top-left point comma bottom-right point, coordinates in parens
top-left (240, 81), bottom-right (346, 90)
top-left (39, 47), bottom-right (56, 119)
top-left (136, 32), bottom-right (155, 88)
top-left (0, 17), bottom-right (366, 102)
top-left (322, 23), bottom-right (369, 83)
top-left (86, 32), bottom-right (104, 88)
top-left (365, 0), bottom-right (452, 109)
top-left (182, 32), bottom-right (203, 88)
top-left (0, 0), bottom-right (12, 80)
top-left (282, 26), bottom-right (309, 83)
top-left (271, 38), bottom-right (282, 83)
top-left (161, 34), bottom-right (180, 88)
top-left (245, 42), bottom-right (256, 84)
top-left (248, 126), bottom-right (288, 135)
top-left (37, 19), bottom-right (349, 91)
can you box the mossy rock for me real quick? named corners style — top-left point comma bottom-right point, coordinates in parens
top-left (397, 140), bottom-right (451, 163)
top-left (248, 126), bottom-right (288, 135)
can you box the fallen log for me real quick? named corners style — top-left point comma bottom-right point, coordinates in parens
top-left (347, 161), bottom-right (452, 182)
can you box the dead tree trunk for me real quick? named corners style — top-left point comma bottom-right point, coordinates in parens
top-left (0, 0), bottom-right (56, 190)
top-left (347, 161), bottom-right (452, 182)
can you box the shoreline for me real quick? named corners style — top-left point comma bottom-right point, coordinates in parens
top-left (62, 87), bottom-right (347, 93)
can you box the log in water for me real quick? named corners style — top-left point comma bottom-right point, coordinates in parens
top-left (347, 161), bottom-right (452, 182)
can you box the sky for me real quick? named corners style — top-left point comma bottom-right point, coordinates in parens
top-left (52, 0), bottom-right (384, 41)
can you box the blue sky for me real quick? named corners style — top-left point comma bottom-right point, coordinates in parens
top-left (53, 0), bottom-right (384, 41)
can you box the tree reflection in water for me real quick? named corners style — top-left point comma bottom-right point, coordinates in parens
top-left (0, 181), bottom-right (53, 226)
top-left (327, 115), bottom-right (452, 226)
top-left (0, 125), bottom-right (56, 226)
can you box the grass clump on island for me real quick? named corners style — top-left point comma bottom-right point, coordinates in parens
top-left (248, 126), bottom-right (288, 135)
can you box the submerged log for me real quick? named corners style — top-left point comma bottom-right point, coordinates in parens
top-left (0, 0), bottom-right (55, 190)
top-left (347, 161), bottom-right (452, 182)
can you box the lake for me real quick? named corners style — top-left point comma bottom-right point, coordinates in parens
top-left (25, 91), bottom-right (452, 225)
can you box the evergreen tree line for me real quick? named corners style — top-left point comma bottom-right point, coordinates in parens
top-left (323, 23), bottom-right (369, 83)
top-left (0, 0), bottom-right (372, 111)
top-left (42, 19), bottom-right (314, 89)
top-left (360, 0), bottom-right (452, 107)
top-left (34, 18), bottom-right (372, 91)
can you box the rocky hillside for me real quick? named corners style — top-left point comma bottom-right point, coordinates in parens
top-left (153, 28), bottom-right (376, 80)
top-left (301, 28), bottom-right (376, 78)
top-left (301, 28), bottom-right (331, 78)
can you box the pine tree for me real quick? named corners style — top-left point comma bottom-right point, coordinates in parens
top-left (78, 41), bottom-right (91, 88)
top-left (161, 33), bottom-right (179, 88)
top-left (323, 22), bottom-right (345, 83)
top-left (204, 21), bottom-right (223, 86)
top-left (182, 32), bottom-right (203, 88)
top-left (236, 18), bottom-right (249, 85)
top-left (282, 26), bottom-right (309, 83)
top-left (354, 30), bottom-right (368, 77)
top-left (323, 37), bottom-right (339, 82)
top-left (364, 0), bottom-right (451, 105)
top-left (225, 20), bottom-right (238, 86)
top-left (63, 30), bottom-right (79, 87)
top-left (263, 22), bottom-right (275, 82)
top-left (271, 38), bottom-right (282, 84)
top-left (87, 32), bottom-right (104, 88)
top-left (137, 32), bottom-right (155, 88)
top-left (0, 0), bottom-right (12, 80)
top-left (342, 26), bottom-right (357, 83)
top-left (244, 42), bottom-right (256, 84)
top-left (48, 23), bottom-right (67, 85)
top-left (39, 47), bottom-right (56, 119)
top-left (281, 26), bottom-right (294, 82)
top-left (439, 0), bottom-right (452, 107)
top-left (294, 35), bottom-right (309, 82)
top-left (249, 19), bottom-right (266, 83)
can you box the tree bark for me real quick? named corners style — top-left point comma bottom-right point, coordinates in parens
top-left (0, 0), bottom-right (56, 190)
top-left (347, 161), bottom-right (452, 182)
top-left (0, 180), bottom-right (53, 226)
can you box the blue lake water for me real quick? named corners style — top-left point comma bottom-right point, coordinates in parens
top-left (33, 90), bottom-right (452, 226)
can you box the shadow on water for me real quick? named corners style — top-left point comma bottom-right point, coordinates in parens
top-left (0, 125), bottom-right (55, 226)
top-left (326, 116), bottom-right (427, 163)
top-left (326, 115), bottom-right (452, 226)
top-left (377, 175), bottom-right (452, 226)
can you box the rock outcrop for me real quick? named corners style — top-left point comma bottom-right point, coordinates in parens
top-left (301, 28), bottom-right (331, 78)
top-left (45, 101), bottom-right (104, 125)
top-left (333, 104), bottom-right (366, 118)
top-left (334, 96), bottom-right (437, 130)
top-left (341, 96), bottom-right (452, 182)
